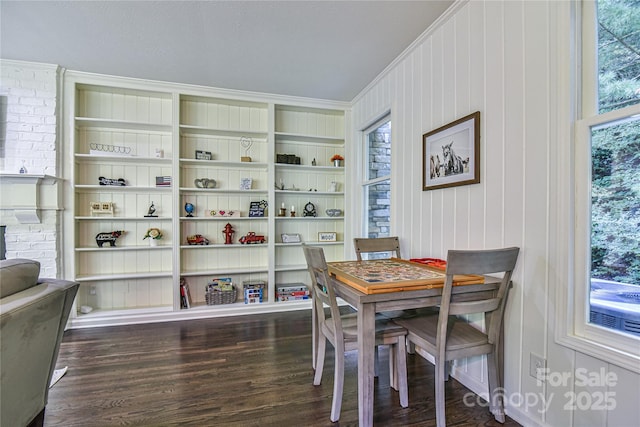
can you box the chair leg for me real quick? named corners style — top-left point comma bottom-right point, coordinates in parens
top-left (487, 350), bottom-right (505, 422)
top-left (434, 358), bottom-right (447, 427)
top-left (331, 345), bottom-right (345, 422)
top-left (374, 346), bottom-right (380, 377)
top-left (311, 303), bottom-right (317, 370)
top-left (396, 337), bottom-right (409, 408)
top-left (389, 345), bottom-right (397, 390)
top-left (313, 337), bottom-right (326, 386)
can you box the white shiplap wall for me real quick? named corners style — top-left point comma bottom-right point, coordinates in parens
top-left (349, 1), bottom-right (639, 426)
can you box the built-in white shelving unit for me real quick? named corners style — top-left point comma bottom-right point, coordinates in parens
top-left (63, 73), bottom-right (349, 328)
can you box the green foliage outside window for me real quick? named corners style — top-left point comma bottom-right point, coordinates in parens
top-left (591, 0), bottom-right (640, 285)
top-left (597, 0), bottom-right (640, 114)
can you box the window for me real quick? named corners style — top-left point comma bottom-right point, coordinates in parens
top-left (362, 117), bottom-right (391, 241)
top-left (568, 0), bottom-right (640, 371)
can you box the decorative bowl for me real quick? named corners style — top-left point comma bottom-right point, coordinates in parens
top-left (325, 209), bottom-right (343, 217)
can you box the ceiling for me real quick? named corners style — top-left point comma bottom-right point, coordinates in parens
top-left (1, 0), bottom-right (453, 102)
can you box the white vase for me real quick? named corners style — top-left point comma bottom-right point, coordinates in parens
top-left (149, 238), bottom-right (158, 247)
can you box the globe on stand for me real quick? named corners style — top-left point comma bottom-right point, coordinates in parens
top-left (185, 202), bottom-right (195, 217)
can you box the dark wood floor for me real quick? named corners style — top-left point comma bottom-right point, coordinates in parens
top-left (45, 309), bottom-right (521, 426)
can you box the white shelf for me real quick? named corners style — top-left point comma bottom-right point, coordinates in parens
top-left (74, 305), bottom-right (174, 319)
top-left (68, 80), bottom-right (347, 327)
top-left (75, 271), bottom-right (173, 282)
top-left (275, 216), bottom-right (344, 221)
top-left (275, 190), bottom-right (344, 196)
top-left (179, 124), bottom-right (267, 138)
top-left (179, 216), bottom-right (266, 221)
top-left (275, 264), bottom-right (308, 272)
top-left (75, 154), bottom-right (172, 164)
top-left (180, 266), bottom-right (269, 277)
top-left (275, 131), bottom-right (343, 145)
top-left (76, 246), bottom-right (172, 252)
top-left (75, 117), bottom-right (172, 132)
top-left (75, 216), bottom-right (172, 220)
top-left (180, 243), bottom-right (268, 249)
top-left (75, 185), bottom-right (172, 192)
top-left (275, 164), bottom-right (344, 172)
top-left (275, 241), bottom-right (344, 247)
top-left (179, 158), bottom-right (268, 169)
top-left (179, 187), bottom-right (267, 194)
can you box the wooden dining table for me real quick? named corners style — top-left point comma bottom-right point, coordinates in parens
top-left (326, 258), bottom-right (500, 427)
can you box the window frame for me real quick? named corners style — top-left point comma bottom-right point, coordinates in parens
top-left (361, 115), bottom-right (392, 238)
top-left (556, 0), bottom-right (640, 373)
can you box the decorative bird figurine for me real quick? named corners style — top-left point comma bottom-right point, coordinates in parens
top-left (145, 201), bottom-right (157, 217)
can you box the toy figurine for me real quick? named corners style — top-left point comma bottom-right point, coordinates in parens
top-left (95, 230), bottom-right (125, 247)
top-left (222, 223), bottom-right (235, 244)
top-left (145, 201), bottom-right (157, 217)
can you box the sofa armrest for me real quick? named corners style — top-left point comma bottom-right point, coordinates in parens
top-left (0, 278), bottom-right (79, 427)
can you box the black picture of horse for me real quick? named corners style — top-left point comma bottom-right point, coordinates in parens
top-left (422, 111), bottom-right (480, 191)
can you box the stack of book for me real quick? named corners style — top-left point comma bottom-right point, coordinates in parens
top-left (276, 283), bottom-right (310, 301)
top-left (243, 280), bottom-right (266, 304)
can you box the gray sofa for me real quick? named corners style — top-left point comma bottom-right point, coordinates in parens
top-left (0, 259), bottom-right (79, 427)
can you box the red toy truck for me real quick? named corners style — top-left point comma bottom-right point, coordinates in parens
top-left (239, 232), bottom-right (266, 244)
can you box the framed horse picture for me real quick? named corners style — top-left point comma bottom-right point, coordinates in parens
top-left (422, 111), bottom-right (480, 191)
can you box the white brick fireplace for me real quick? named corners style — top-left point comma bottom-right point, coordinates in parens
top-left (0, 60), bottom-right (62, 277)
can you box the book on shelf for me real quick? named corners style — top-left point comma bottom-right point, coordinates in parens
top-left (180, 278), bottom-right (192, 309)
top-left (243, 280), bottom-right (266, 304)
top-left (276, 283), bottom-right (310, 301)
top-left (207, 277), bottom-right (233, 292)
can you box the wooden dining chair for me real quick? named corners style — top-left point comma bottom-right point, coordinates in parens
top-left (353, 236), bottom-right (428, 356)
top-left (394, 247), bottom-right (520, 427)
top-left (354, 236), bottom-right (401, 260)
top-left (302, 244), bottom-right (409, 422)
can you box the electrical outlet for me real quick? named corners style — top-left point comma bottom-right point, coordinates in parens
top-left (529, 353), bottom-right (547, 381)
top-left (89, 286), bottom-right (97, 295)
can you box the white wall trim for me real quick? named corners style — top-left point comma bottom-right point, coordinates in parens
top-left (63, 70), bottom-right (350, 110)
top-left (0, 58), bottom-right (59, 72)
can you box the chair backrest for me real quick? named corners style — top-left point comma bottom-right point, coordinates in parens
top-left (354, 236), bottom-right (401, 261)
top-left (302, 244), bottom-right (344, 342)
top-left (439, 247), bottom-right (520, 346)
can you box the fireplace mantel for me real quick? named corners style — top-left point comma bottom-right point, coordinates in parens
top-left (0, 173), bottom-right (63, 223)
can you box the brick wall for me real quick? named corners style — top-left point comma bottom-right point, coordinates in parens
top-left (367, 129), bottom-right (391, 238)
top-left (0, 59), bottom-right (61, 277)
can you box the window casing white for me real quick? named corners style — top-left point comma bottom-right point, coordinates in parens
top-left (556, 0), bottom-right (640, 373)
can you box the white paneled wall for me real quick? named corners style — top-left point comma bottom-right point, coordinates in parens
top-left (350, 1), bottom-right (637, 426)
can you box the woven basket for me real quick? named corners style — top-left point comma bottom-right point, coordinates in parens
top-left (205, 286), bottom-right (237, 305)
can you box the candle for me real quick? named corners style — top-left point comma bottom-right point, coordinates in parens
top-left (281, 202), bottom-right (285, 209)
top-left (291, 205), bottom-right (295, 212)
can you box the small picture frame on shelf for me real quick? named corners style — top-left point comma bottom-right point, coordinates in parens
top-left (248, 200), bottom-right (267, 217)
top-left (281, 233), bottom-right (301, 243)
top-left (240, 178), bottom-right (253, 190)
top-left (195, 150), bottom-right (212, 160)
top-left (318, 232), bottom-right (337, 242)
top-left (90, 201), bottom-right (114, 216)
